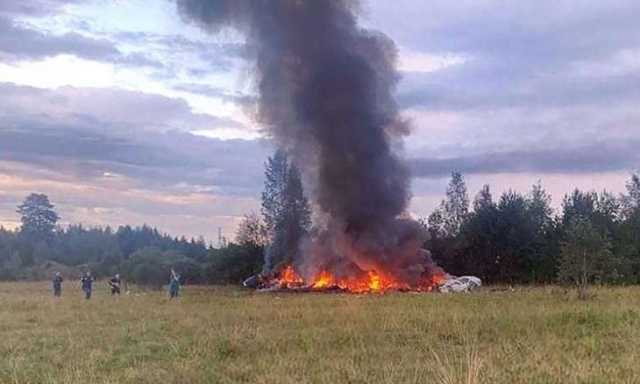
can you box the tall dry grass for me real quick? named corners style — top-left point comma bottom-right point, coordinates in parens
top-left (0, 282), bottom-right (639, 383)
top-left (431, 338), bottom-right (483, 384)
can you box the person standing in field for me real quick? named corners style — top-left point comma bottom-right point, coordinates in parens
top-left (169, 269), bottom-right (181, 299)
top-left (52, 272), bottom-right (63, 297)
top-left (81, 271), bottom-right (94, 300)
top-left (109, 273), bottom-right (121, 296)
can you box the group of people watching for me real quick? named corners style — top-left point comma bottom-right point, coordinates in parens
top-left (51, 269), bottom-right (181, 299)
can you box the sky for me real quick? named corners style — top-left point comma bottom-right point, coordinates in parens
top-left (1, 0), bottom-right (638, 242)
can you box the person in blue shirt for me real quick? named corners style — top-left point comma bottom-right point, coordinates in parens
top-left (52, 272), bottom-right (63, 297)
top-left (169, 269), bottom-right (181, 299)
top-left (80, 271), bottom-right (94, 300)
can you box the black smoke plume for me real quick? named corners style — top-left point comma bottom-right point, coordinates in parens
top-left (177, 0), bottom-right (440, 285)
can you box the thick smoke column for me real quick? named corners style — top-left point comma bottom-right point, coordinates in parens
top-left (177, 0), bottom-right (438, 284)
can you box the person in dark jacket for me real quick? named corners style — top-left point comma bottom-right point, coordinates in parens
top-left (80, 272), bottom-right (94, 300)
top-left (109, 274), bottom-right (121, 295)
top-left (169, 269), bottom-right (181, 299)
top-left (52, 272), bottom-right (63, 297)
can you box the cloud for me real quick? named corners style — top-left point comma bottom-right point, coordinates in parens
top-left (0, 83), bottom-right (268, 196)
top-left (369, 0), bottom-right (640, 61)
top-left (0, 125), bottom-right (269, 196)
top-left (114, 31), bottom-right (246, 74)
top-left (0, 82), bottom-right (270, 239)
top-left (2, 0), bottom-right (639, 238)
top-left (409, 141), bottom-right (640, 178)
top-left (0, 82), bottom-right (244, 133)
top-left (0, 16), bottom-right (119, 61)
top-left (397, 60), bottom-right (640, 111)
top-left (0, 15), bottom-right (162, 68)
top-left (360, 1), bottom-right (640, 184)
top-left (365, 0), bottom-right (640, 113)
top-left (0, 164), bottom-right (260, 240)
top-left (0, 0), bottom-right (80, 17)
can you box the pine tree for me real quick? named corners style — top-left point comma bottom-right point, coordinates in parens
top-left (473, 184), bottom-right (493, 212)
top-left (261, 150), bottom-right (311, 271)
top-left (261, 149), bottom-right (289, 233)
top-left (562, 189), bottom-right (597, 224)
top-left (527, 181), bottom-right (553, 231)
top-left (622, 173), bottom-right (640, 218)
top-left (462, 185), bottom-right (498, 279)
top-left (442, 171), bottom-right (469, 236)
top-left (628, 173), bottom-right (640, 205)
top-left (16, 193), bottom-right (59, 266)
top-left (525, 182), bottom-right (556, 282)
top-left (17, 193), bottom-right (59, 242)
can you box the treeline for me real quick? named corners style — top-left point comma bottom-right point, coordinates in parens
top-left (0, 216), bottom-right (268, 287)
top-left (426, 173), bottom-right (640, 286)
top-left (0, 149), bottom-right (308, 287)
top-left (0, 220), bottom-right (205, 279)
top-left (3, 159), bottom-right (638, 289)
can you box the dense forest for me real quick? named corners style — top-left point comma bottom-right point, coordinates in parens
top-left (1, 150), bottom-right (638, 288)
top-left (0, 212), bottom-right (268, 287)
top-left (427, 172), bottom-right (640, 286)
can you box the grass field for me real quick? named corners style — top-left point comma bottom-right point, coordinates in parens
top-left (1, 282), bottom-right (639, 384)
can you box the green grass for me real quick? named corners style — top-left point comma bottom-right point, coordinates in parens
top-left (1, 282), bottom-right (639, 383)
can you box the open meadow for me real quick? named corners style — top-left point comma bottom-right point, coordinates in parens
top-left (1, 282), bottom-right (639, 384)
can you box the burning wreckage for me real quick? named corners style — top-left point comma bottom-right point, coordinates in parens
top-left (178, 0), bottom-right (481, 294)
top-left (244, 265), bottom-right (481, 294)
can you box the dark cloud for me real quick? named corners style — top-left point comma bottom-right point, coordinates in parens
top-left (0, 126), bottom-right (269, 196)
top-left (398, 69), bottom-right (640, 111)
top-left (0, 16), bottom-right (162, 68)
top-left (0, 16), bottom-right (118, 61)
top-left (0, 82), bottom-right (244, 132)
top-left (0, 83), bottom-right (267, 196)
top-left (409, 141), bottom-right (640, 178)
top-left (364, 1), bottom-right (640, 111)
top-left (371, 1), bottom-right (640, 62)
top-left (360, 1), bottom-right (640, 183)
top-left (0, 1), bottom-right (238, 77)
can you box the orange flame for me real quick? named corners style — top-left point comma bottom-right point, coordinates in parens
top-left (277, 265), bottom-right (303, 288)
top-left (310, 268), bottom-right (413, 293)
top-left (368, 271), bottom-right (381, 292)
top-left (312, 270), bottom-right (333, 289)
top-left (270, 265), bottom-right (447, 293)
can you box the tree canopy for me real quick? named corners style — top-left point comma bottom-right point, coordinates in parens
top-left (426, 172), bottom-right (640, 286)
top-left (17, 193), bottom-right (59, 242)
